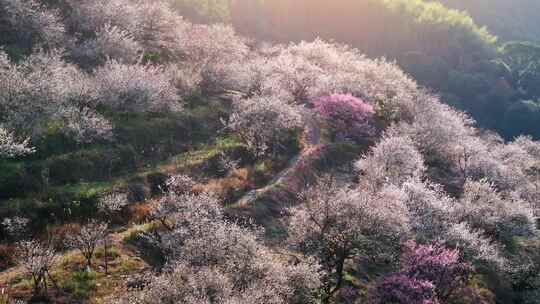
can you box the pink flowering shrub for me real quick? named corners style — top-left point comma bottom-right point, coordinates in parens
top-left (401, 241), bottom-right (473, 301)
top-left (369, 241), bottom-right (473, 304)
top-left (369, 274), bottom-right (439, 304)
top-left (313, 94), bottom-right (375, 141)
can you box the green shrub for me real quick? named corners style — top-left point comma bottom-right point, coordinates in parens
top-left (61, 271), bottom-right (97, 300)
top-left (317, 143), bottom-right (363, 170)
top-left (0, 161), bottom-right (30, 199)
top-left (146, 172), bottom-right (169, 196)
top-left (46, 146), bottom-right (137, 184)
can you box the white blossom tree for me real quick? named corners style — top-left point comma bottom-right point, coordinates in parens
top-left (120, 176), bottom-right (320, 303)
top-left (226, 95), bottom-right (303, 157)
top-left (66, 0), bottom-right (187, 60)
top-left (455, 179), bottom-right (537, 243)
top-left (287, 176), bottom-right (410, 302)
top-left (221, 39), bottom-right (420, 111)
top-left (0, 49), bottom-right (113, 145)
top-left (93, 60), bottom-right (180, 113)
top-left (16, 239), bottom-right (59, 297)
top-left (401, 180), bottom-right (455, 241)
top-left (356, 135), bottom-right (425, 191)
top-left (70, 23), bottom-right (141, 68)
top-left (0, 127), bottom-right (34, 157)
top-left (65, 220), bottom-right (108, 270)
top-left (98, 191), bottom-right (129, 274)
top-left (445, 222), bottom-right (506, 267)
top-left (0, 0), bottom-right (66, 50)
top-left (3, 216), bottom-right (59, 298)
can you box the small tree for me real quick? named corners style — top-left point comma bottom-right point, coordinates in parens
top-left (1, 216), bottom-right (29, 239)
top-left (313, 94), bottom-right (375, 142)
top-left (3, 217), bottom-right (59, 298)
top-left (98, 192), bottom-right (128, 274)
top-left (98, 191), bottom-right (129, 214)
top-left (66, 220), bottom-right (108, 270)
top-left (17, 239), bottom-right (59, 298)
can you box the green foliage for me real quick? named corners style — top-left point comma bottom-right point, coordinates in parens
top-left (317, 143), bottom-right (364, 170)
top-left (61, 271), bottom-right (98, 300)
top-left (437, 0), bottom-right (540, 42)
top-left (46, 147), bottom-right (137, 184)
top-left (0, 161), bottom-right (38, 199)
top-left (233, 0), bottom-right (496, 61)
top-left (400, 52), bottom-right (450, 89)
top-left (496, 41), bottom-right (540, 99)
top-left (502, 100), bottom-right (540, 139)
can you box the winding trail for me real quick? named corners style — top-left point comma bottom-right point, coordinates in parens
top-left (233, 108), bottom-right (324, 211)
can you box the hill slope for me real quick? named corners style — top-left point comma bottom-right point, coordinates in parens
top-left (1, 1), bottom-right (540, 304)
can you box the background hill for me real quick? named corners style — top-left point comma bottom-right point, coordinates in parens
top-left (435, 0), bottom-right (540, 42)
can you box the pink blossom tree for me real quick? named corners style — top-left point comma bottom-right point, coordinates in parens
top-left (401, 241), bottom-right (473, 302)
top-left (369, 241), bottom-right (473, 304)
top-left (369, 274), bottom-right (439, 304)
top-left (313, 94), bottom-right (375, 141)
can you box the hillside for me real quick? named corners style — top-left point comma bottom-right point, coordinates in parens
top-left (230, 0), bottom-right (540, 140)
top-left (435, 0), bottom-right (540, 42)
top-left (1, 0), bottom-right (540, 304)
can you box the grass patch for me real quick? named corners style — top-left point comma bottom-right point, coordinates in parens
top-left (61, 271), bottom-right (98, 300)
top-left (121, 223), bottom-right (154, 243)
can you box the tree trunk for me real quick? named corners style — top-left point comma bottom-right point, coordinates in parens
top-left (104, 239), bottom-right (109, 275)
top-left (322, 253), bottom-right (347, 304)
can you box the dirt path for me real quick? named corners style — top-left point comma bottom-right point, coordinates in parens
top-left (235, 108), bottom-right (322, 209)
